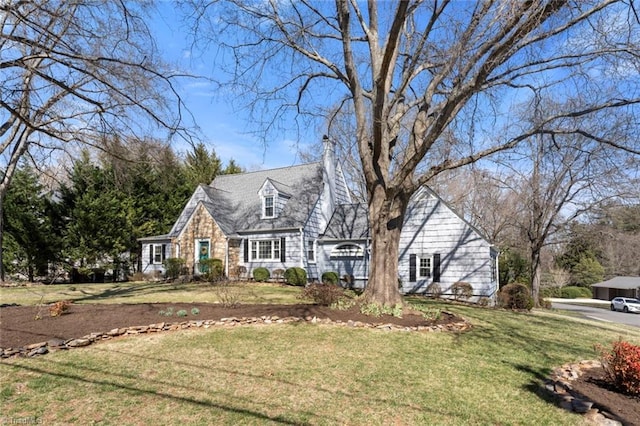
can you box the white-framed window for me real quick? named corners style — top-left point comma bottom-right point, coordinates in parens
top-left (263, 195), bottom-right (274, 218)
top-left (418, 256), bottom-right (431, 278)
top-left (307, 239), bottom-right (315, 262)
top-left (151, 244), bottom-right (165, 265)
top-left (330, 243), bottom-right (364, 258)
top-left (250, 239), bottom-right (281, 260)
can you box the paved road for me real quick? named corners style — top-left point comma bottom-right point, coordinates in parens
top-left (552, 302), bottom-right (640, 328)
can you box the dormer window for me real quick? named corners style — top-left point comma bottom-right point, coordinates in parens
top-left (259, 178), bottom-right (290, 219)
top-left (264, 195), bottom-right (274, 218)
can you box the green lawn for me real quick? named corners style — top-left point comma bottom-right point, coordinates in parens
top-left (1, 284), bottom-right (640, 424)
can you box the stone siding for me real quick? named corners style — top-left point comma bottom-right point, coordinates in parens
top-left (173, 203), bottom-right (227, 273)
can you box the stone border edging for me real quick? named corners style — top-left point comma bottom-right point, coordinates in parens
top-left (545, 360), bottom-right (624, 425)
top-left (1, 312), bottom-right (471, 359)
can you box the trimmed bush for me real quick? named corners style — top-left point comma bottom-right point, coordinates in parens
top-left (321, 271), bottom-right (340, 285)
top-left (284, 267), bottom-right (307, 286)
top-left (252, 267), bottom-right (270, 282)
top-left (598, 340), bottom-right (640, 396)
top-left (498, 283), bottom-right (534, 310)
top-left (200, 258), bottom-right (224, 281)
top-left (426, 282), bottom-right (442, 299)
top-left (451, 281), bottom-right (473, 301)
top-left (560, 286), bottom-right (592, 299)
top-left (300, 282), bottom-right (345, 306)
top-left (164, 257), bottom-right (186, 280)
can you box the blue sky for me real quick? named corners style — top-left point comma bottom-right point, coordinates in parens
top-left (151, 4), bottom-right (315, 171)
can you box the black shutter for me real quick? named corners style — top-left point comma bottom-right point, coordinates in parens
top-left (162, 244), bottom-right (166, 261)
top-left (433, 253), bottom-right (441, 283)
top-left (409, 254), bottom-right (416, 282)
top-left (244, 239), bottom-right (249, 262)
top-left (149, 245), bottom-right (153, 264)
top-left (280, 237), bottom-right (286, 262)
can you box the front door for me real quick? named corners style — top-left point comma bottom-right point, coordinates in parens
top-left (198, 240), bottom-right (210, 273)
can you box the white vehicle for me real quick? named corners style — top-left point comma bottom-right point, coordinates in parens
top-left (610, 297), bottom-right (640, 313)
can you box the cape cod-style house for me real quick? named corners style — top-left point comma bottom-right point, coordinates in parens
top-left (139, 138), bottom-right (499, 303)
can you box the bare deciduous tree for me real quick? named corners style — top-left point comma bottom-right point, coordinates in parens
top-left (189, 0), bottom-right (640, 306)
top-left (0, 0), bottom-right (192, 280)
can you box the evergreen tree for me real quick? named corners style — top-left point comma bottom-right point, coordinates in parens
top-left (60, 151), bottom-right (131, 280)
top-left (571, 252), bottom-right (605, 287)
top-left (184, 143), bottom-right (221, 187)
top-left (221, 159), bottom-right (243, 175)
top-left (2, 164), bottom-right (59, 281)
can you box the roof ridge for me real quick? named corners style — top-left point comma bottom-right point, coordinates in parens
top-left (213, 161), bottom-right (321, 180)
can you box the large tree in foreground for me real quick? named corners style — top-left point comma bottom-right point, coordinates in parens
top-left (0, 0), bottom-right (191, 280)
top-left (190, 0), bottom-right (640, 306)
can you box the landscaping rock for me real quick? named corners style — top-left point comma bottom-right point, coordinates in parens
top-left (66, 338), bottom-right (91, 347)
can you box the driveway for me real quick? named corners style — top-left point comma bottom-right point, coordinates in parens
top-left (551, 301), bottom-right (640, 328)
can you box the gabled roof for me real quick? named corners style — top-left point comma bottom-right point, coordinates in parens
top-left (592, 276), bottom-right (640, 290)
top-left (320, 186), bottom-right (493, 246)
top-left (171, 163), bottom-right (324, 237)
top-left (321, 203), bottom-right (369, 240)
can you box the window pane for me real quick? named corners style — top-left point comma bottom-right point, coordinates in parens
top-left (264, 196), bottom-right (274, 217)
top-left (153, 245), bottom-right (162, 264)
top-left (258, 240), bottom-right (272, 259)
top-left (251, 241), bottom-right (257, 259)
top-left (307, 240), bottom-right (315, 261)
top-left (273, 240), bottom-right (280, 259)
top-left (419, 258), bottom-right (430, 277)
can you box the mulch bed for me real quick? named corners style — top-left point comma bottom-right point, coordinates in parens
top-left (2, 302), bottom-right (639, 424)
top-left (0, 302), bottom-right (457, 349)
top-left (571, 366), bottom-right (640, 426)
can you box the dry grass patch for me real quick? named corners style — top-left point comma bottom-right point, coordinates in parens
top-left (0, 281), bottom-right (303, 306)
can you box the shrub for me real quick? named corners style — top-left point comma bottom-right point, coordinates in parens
top-left (49, 300), bottom-right (72, 317)
top-left (426, 282), bottom-right (442, 299)
top-left (213, 282), bottom-right (241, 307)
top-left (284, 267), bottom-right (307, 286)
top-left (176, 309), bottom-right (188, 317)
top-left (300, 282), bottom-right (345, 306)
top-left (598, 340), bottom-right (640, 396)
top-left (360, 303), bottom-right (403, 318)
top-left (321, 271), bottom-right (340, 285)
top-left (191, 307), bottom-right (200, 316)
top-left (341, 274), bottom-right (354, 286)
top-left (498, 283), bottom-right (534, 310)
top-left (252, 267), bottom-right (270, 282)
top-left (451, 281), bottom-right (473, 301)
top-left (164, 257), bottom-right (186, 280)
top-left (560, 286), bottom-right (592, 299)
top-left (200, 258), bottom-right (224, 281)
top-left (159, 307), bottom-right (174, 317)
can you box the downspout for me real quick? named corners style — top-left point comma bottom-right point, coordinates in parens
top-left (299, 227), bottom-right (304, 268)
top-left (225, 237), bottom-right (229, 277)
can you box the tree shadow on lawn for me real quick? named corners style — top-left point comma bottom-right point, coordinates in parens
top-left (3, 344), bottom-right (458, 424)
top-left (87, 345), bottom-right (432, 415)
top-left (4, 359), bottom-right (315, 425)
top-left (70, 282), bottom-right (203, 303)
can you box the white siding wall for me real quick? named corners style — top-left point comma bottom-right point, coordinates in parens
top-left (317, 241), bottom-right (369, 289)
top-left (140, 241), bottom-right (172, 276)
top-left (302, 197), bottom-right (324, 280)
top-left (243, 231), bottom-right (304, 279)
top-left (398, 191), bottom-right (497, 301)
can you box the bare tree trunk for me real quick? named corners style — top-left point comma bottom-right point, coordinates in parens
top-left (0, 198), bottom-right (4, 282)
top-left (362, 188), bottom-right (406, 307)
top-left (531, 247), bottom-right (542, 307)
